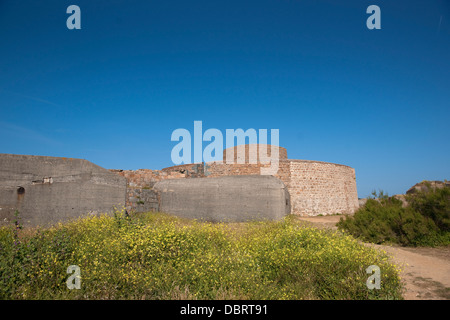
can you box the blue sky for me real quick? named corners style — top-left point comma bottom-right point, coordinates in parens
top-left (0, 0), bottom-right (449, 198)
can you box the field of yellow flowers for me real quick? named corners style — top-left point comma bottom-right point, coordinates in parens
top-left (0, 210), bottom-right (403, 299)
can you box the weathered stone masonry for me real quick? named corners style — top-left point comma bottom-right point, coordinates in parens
top-left (112, 144), bottom-right (359, 216)
top-left (0, 145), bottom-right (358, 226)
top-left (109, 169), bottom-right (186, 213)
top-left (0, 144), bottom-right (358, 227)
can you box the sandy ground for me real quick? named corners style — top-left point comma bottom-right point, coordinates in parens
top-left (297, 215), bottom-right (450, 300)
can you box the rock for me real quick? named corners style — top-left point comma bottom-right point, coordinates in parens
top-left (406, 180), bottom-right (450, 195)
top-left (358, 198), bottom-right (367, 207)
top-left (393, 194), bottom-right (408, 207)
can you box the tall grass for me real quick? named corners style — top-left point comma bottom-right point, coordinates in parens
top-left (0, 210), bottom-right (403, 300)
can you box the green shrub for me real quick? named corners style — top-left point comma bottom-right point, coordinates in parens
top-left (407, 182), bottom-right (450, 232)
top-left (338, 186), bottom-right (450, 247)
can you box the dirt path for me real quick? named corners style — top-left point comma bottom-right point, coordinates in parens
top-left (297, 215), bottom-right (450, 300)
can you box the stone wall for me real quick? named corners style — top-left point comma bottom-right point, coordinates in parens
top-left (110, 145), bottom-right (359, 217)
top-left (199, 159), bottom-right (357, 216)
top-left (222, 144), bottom-right (288, 164)
top-left (109, 169), bottom-right (186, 188)
top-left (109, 169), bottom-right (186, 211)
top-left (126, 187), bottom-right (159, 213)
top-left (287, 160), bottom-right (359, 216)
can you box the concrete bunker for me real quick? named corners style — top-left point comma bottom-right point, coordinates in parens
top-left (0, 153), bottom-right (127, 227)
top-left (153, 175), bottom-right (291, 222)
top-left (113, 144), bottom-right (359, 217)
top-left (154, 144), bottom-right (359, 216)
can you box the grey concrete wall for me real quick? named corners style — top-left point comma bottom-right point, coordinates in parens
top-left (153, 175), bottom-right (290, 222)
top-left (0, 153), bottom-right (127, 227)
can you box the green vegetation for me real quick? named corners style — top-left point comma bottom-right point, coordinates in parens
top-left (0, 210), bottom-right (403, 300)
top-left (337, 184), bottom-right (450, 247)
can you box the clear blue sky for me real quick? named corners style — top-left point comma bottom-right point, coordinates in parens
top-left (0, 0), bottom-right (449, 198)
